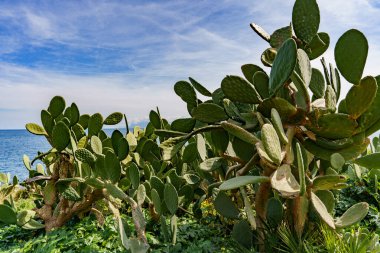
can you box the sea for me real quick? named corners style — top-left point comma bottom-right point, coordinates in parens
top-left (0, 126), bottom-right (144, 182)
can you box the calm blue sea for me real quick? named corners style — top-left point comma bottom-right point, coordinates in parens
top-left (0, 125), bottom-right (145, 181)
top-left (0, 129), bottom-right (51, 181)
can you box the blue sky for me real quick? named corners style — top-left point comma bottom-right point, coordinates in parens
top-left (0, 0), bottom-right (380, 129)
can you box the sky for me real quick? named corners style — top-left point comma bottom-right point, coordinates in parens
top-left (0, 0), bottom-right (380, 129)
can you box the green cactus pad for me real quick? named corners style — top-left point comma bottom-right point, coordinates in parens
top-left (52, 122), bottom-right (70, 152)
top-left (358, 75), bottom-right (380, 130)
top-left (335, 29), bottom-right (368, 84)
top-left (149, 110), bottom-right (161, 129)
top-left (171, 118), bottom-right (196, 133)
top-left (266, 197), bottom-right (283, 227)
top-left (26, 123), bottom-right (47, 136)
top-left (17, 210), bottom-right (36, 226)
top-left (256, 141), bottom-right (275, 165)
top-left (103, 112), bottom-right (123, 125)
top-left (221, 121), bottom-right (259, 145)
top-left (192, 103), bottom-right (228, 123)
top-left (310, 192), bottom-right (335, 229)
top-left (174, 80), bottom-right (197, 106)
top-left (232, 220), bottom-right (253, 249)
top-left (117, 138), bottom-right (129, 161)
top-left (127, 162), bottom-right (140, 189)
top-left (105, 183), bottom-right (127, 200)
top-left (69, 103), bottom-right (80, 126)
top-left (292, 0), bottom-right (320, 44)
top-left (221, 75), bottom-right (261, 104)
top-left (78, 114), bottom-right (90, 129)
top-left (0, 204), bottom-right (17, 224)
top-left (241, 64), bottom-right (263, 83)
top-left (269, 39), bottom-right (297, 96)
top-left (346, 76), bottom-right (377, 119)
top-left (250, 22), bottom-right (270, 42)
top-left (213, 191), bottom-right (240, 219)
top-left (150, 176), bottom-right (165, 198)
top-left (164, 183), bottom-right (179, 215)
top-left (219, 176), bottom-right (270, 191)
top-left (324, 85), bottom-right (336, 111)
top-left (151, 189), bottom-right (162, 215)
top-left (294, 49), bottom-right (312, 87)
top-left (261, 124), bottom-right (282, 165)
top-left (189, 77), bottom-right (212, 97)
top-left (85, 178), bottom-right (105, 189)
top-left (330, 153), bottom-right (345, 170)
top-left (48, 96), bottom-right (66, 118)
top-left (307, 113), bottom-right (358, 139)
top-left (199, 157), bottom-right (226, 172)
top-left (335, 202), bottom-right (369, 228)
top-left (182, 142), bottom-right (198, 163)
top-left (105, 151), bottom-right (121, 183)
top-left (61, 185), bottom-right (81, 201)
top-left (309, 68), bottom-right (325, 98)
top-left (315, 136), bottom-right (353, 150)
top-left (75, 148), bottom-right (96, 164)
top-left (261, 48), bottom-right (277, 67)
top-left (183, 174), bottom-right (200, 185)
top-left (270, 25), bottom-right (292, 49)
top-left (44, 181), bottom-right (56, 206)
top-left (91, 136), bottom-right (103, 155)
top-left (315, 190), bottom-right (335, 214)
top-left (296, 143), bottom-right (306, 196)
top-left (271, 165), bottom-right (300, 198)
top-left (312, 175), bottom-right (347, 191)
top-left (253, 71), bottom-right (270, 99)
top-left (271, 109), bottom-right (288, 144)
top-left (354, 153), bottom-right (380, 169)
top-left (88, 113), bottom-right (103, 136)
top-left (303, 134), bottom-right (369, 161)
top-left (211, 129), bottom-right (229, 153)
top-left (21, 219), bottom-right (45, 230)
top-left (308, 32), bottom-right (330, 60)
top-left (41, 110), bottom-right (54, 136)
top-left (258, 97), bottom-right (298, 120)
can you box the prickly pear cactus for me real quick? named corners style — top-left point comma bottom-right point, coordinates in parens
top-left (154, 0), bottom-right (379, 250)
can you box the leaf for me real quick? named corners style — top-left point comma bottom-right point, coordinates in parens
top-left (219, 176), bottom-right (270, 191)
top-left (292, 0), bottom-right (320, 44)
top-left (334, 29), bottom-right (368, 84)
top-left (269, 38), bottom-right (297, 95)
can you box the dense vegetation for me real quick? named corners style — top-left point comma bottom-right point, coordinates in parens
top-left (1, 0), bottom-right (380, 252)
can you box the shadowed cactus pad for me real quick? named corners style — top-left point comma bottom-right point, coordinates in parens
top-left (271, 165), bottom-right (300, 198)
top-left (52, 122), bottom-right (70, 152)
top-left (311, 192), bottom-right (335, 229)
top-left (0, 204), bottom-right (17, 225)
top-left (219, 176), bottom-right (270, 191)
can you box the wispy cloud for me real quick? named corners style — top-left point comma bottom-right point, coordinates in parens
top-left (0, 0), bottom-right (379, 129)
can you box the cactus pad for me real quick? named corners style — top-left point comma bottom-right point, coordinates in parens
top-left (221, 75), bottom-right (261, 104)
top-left (309, 68), bottom-right (325, 98)
top-left (269, 39), bottom-right (297, 95)
top-left (270, 25), bottom-right (292, 49)
top-left (75, 148), bottom-right (96, 164)
top-left (334, 29), bottom-right (368, 84)
top-left (213, 191), bottom-right (240, 219)
top-left (189, 77), bottom-right (212, 97)
top-left (219, 176), bottom-right (270, 191)
top-left (253, 71), bottom-right (270, 99)
top-left (104, 112), bottom-right (123, 125)
top-left (0, 204), bottom-right (17, 225)
top-left (52, 122), bottom-right (70, 152)
top-left (292, 0), bottom-right (320, 44)
top-left (261, 124), bottom-right (282, 165)
top-left (221, 121), bottom-right (260, 145)
top-left (192, 103), bottom-right (228, 123)
top-left (241, 64), bottom-right (263, 84)
top-left (271, 165), bottom-right (300, 198)
top-left (88, 113), bottom-right (103, 136)
top-left (310, 192), bottom-right (335, 229)
top-left (26, 123), bottom-right (47, 136)
top-left (335, 202), bottom-right (369, 228)
top-left (48, 96), bottom-right (66, 118)
top-left (164, 183), bottom-right (179, 215)
top-left (174, 81), bottom-right (197, 106)
top-left (346, 76), bottom-right (377, 119)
